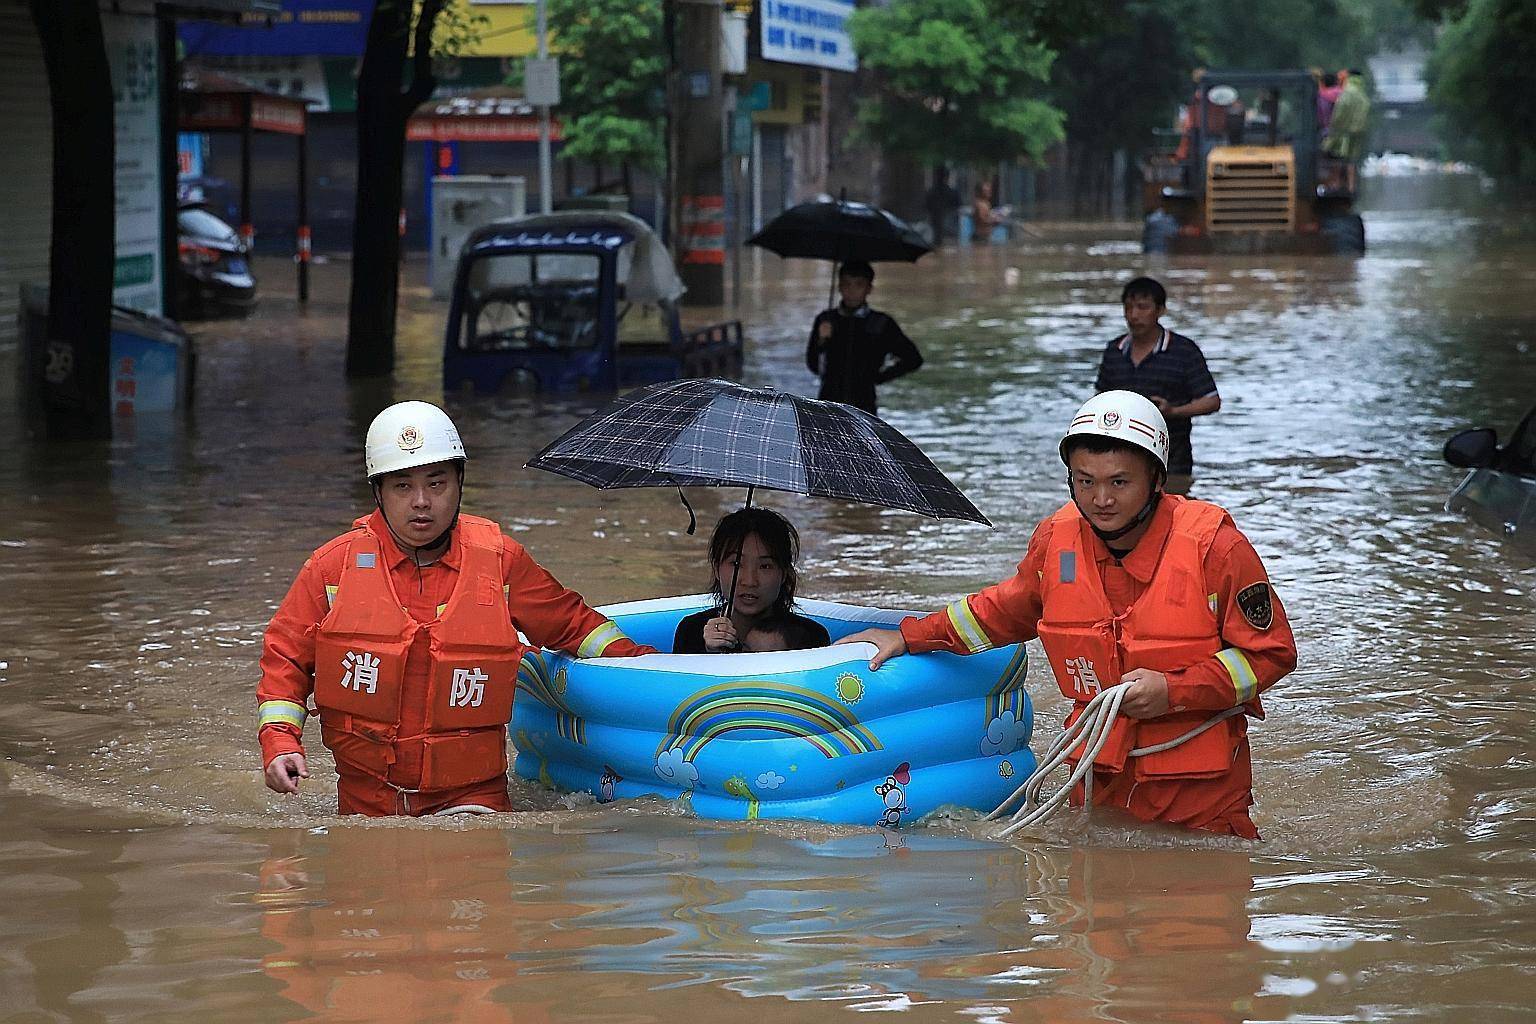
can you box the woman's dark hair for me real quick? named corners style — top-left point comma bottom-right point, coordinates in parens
top-left (708, 507), bottom-right (800, 617)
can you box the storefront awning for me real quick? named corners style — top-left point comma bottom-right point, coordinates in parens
top-left (407, 90), bottom-right (564, 144)
top-left (179, 67), bottom-right (308, 135)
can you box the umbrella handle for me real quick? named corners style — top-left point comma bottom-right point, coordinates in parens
top-left (722, 486), bottom-right (754, 620)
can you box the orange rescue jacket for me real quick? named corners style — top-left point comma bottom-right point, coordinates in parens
top-left (313, 514), bottom-right (523, 791)
top-left (1036, 498), bottom-right (1256, 781)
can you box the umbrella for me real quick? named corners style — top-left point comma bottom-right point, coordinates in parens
top-left (527, 378), bottom-right (990, 528)
top-left (747, 196), bottom-right (931, 264)
top-left (747, 194), bottom-right (931, 305)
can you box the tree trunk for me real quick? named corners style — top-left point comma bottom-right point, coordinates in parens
top-left (345, 0), bottom-right (443, 379)
top-left (27, 0), bottom-right (114, 439)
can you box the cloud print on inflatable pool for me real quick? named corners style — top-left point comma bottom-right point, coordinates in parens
top-left (655, 748), bottom-right (700, 789)
top-left (981, 712), bottom-right (1030, 756)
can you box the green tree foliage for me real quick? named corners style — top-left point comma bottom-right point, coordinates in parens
top-left (1051, 2), bottom-right (1194, 209)
top-left (847, 0), bottom-right (1065, 166)
top-left (1179, 0), bottom-right (1369, 71)
top-left (985, 0), bottom-right (1122, 51)
top-left (1426, 0), bottom-right (1536, 179)
top-left (430, 1), bottom-right (490, 57)
top-left (1351, 0), bottom-right (1435, 50)
top-left (539, 0), bottom-right (665, 170)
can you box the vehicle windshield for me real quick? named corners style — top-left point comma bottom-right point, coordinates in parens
top-left (1194, 84), bottom-right (1312, 148)
top-left (459, 251), bottom-right (603, 352)
top-left (1503, 407), bottom-right (1536, 477)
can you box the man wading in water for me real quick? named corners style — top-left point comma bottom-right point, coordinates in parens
top-left (839, 391), bottom-right (1296, 837)
top-left (255, 401), bottom-right (653, 816)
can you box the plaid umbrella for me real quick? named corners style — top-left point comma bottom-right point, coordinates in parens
top-left (526, 378), bottom-right (990, 527)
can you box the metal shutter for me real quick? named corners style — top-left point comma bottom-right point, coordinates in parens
top-left (0, 1), bottom-right (52, 348)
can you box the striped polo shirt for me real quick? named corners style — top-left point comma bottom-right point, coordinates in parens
top-left (1093, 328), bottom-right (1218, 474)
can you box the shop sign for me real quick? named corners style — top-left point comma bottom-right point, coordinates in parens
top-left (760, 0), bottom-right (856, 73)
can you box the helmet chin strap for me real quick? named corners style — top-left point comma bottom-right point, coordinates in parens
top-left (371, 465), bottom-right (465, 563)
top-left (1066, 472), bottom-right (1163, 544)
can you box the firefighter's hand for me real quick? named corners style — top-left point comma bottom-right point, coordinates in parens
top-left (836, 628), bottom-right (907, 670)
top-left (264, 753), bottom-right (309, 795)
top-left (818, 320), bottom-right (832, 340)
top-left (704, 616), bottom-right (739, 653)
top-left (1117, 668), bottom-right (1170, 719)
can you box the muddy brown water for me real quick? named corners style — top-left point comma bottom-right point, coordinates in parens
top-left (1, 174), bottom-right (1533, 1021)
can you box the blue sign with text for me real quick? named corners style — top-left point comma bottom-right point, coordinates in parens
top-left (179, 0), bottom-right (371, 57)
top-left (761, 0), bottom-right (857, 73)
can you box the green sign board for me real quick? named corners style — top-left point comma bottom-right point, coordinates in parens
top-left (730, 106), bottom-right (753, 156)
top-left (114, 254), bottom-right (156, 289)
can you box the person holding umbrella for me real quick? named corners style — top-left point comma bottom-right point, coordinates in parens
top-left (806, 260), bottom-right (924, 416)
top-left (837, 391), bottom-right (1297, 838)
top-left (672, 507), bottom-right (831, 654)
top-left (747, 195), bottom-right (931, 415)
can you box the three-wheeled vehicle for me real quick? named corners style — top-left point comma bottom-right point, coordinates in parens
top-left (444, 211), bottom-right (743, 393)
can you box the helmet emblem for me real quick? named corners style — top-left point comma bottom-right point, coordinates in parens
top-left (396, 425), bottom-right (424, 452)
top-left (1100, 411), bottom-right (1121, 430)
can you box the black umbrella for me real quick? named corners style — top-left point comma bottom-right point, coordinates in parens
top-left (747, 194), bottom-right (931, 305)
top-left (748, 196), bottom-right (931, 263)
top-left (527, 378), bottom-right (990, 528)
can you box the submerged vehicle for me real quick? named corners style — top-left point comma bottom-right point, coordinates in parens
top-left (444, 211), bottom-right (743, 393)
top-left (1443, 405), bottom-right (1536, 558)
top-left (1141, 69), bottom-right (1364, 255)
top-left (511, 595), bottom-right (1036, 827)
top-left (176, 203), bottom-right (257, 317)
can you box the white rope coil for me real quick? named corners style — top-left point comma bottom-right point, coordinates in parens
top-left (988, 686), bottom-right (1245, 839)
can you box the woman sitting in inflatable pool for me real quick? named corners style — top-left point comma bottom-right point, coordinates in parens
top-left (672, 508), bottom-right (829, 654)
top-left (511, 509), bottom-right (1036, 827)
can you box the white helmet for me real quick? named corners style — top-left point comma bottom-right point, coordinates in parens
top-left (364, 401), bottom-right (466, 479)
top-left (1060, 391), bottom-right (1169, 471)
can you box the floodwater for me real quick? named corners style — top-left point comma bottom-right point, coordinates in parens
top-left (2, 173), bottom-right (1533, 1022)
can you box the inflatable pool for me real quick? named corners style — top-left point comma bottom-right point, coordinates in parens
top-left (511, 595), bottom-right (1036, 827)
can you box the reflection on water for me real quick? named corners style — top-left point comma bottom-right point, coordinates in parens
top-left (1, 174), bottom-right (1533, 1021)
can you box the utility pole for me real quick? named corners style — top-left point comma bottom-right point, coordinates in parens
top-left (671, 0), bottom-right (725, 306)
top-left (533, 0), bottom-right (554, 214)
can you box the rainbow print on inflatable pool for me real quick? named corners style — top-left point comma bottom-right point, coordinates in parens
top-left (511, 596), bottom-right (1036, 827)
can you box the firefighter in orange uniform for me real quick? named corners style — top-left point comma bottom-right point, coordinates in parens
top-left (257, 401), bottom-right (654, 817)
top-left (840, 391), bottom-right (1296, 837)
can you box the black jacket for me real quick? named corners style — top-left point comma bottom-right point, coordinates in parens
top-left (806, 305), bottom-right (924, 415)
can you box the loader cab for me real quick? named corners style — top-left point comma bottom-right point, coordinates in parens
top-left (1142, 69), bottom-right (1363, 255)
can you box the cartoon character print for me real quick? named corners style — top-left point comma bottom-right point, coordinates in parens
top-left (874, 761), bottom-right (911, 829)
top-left (599, 764), bottom-right (620, 803)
